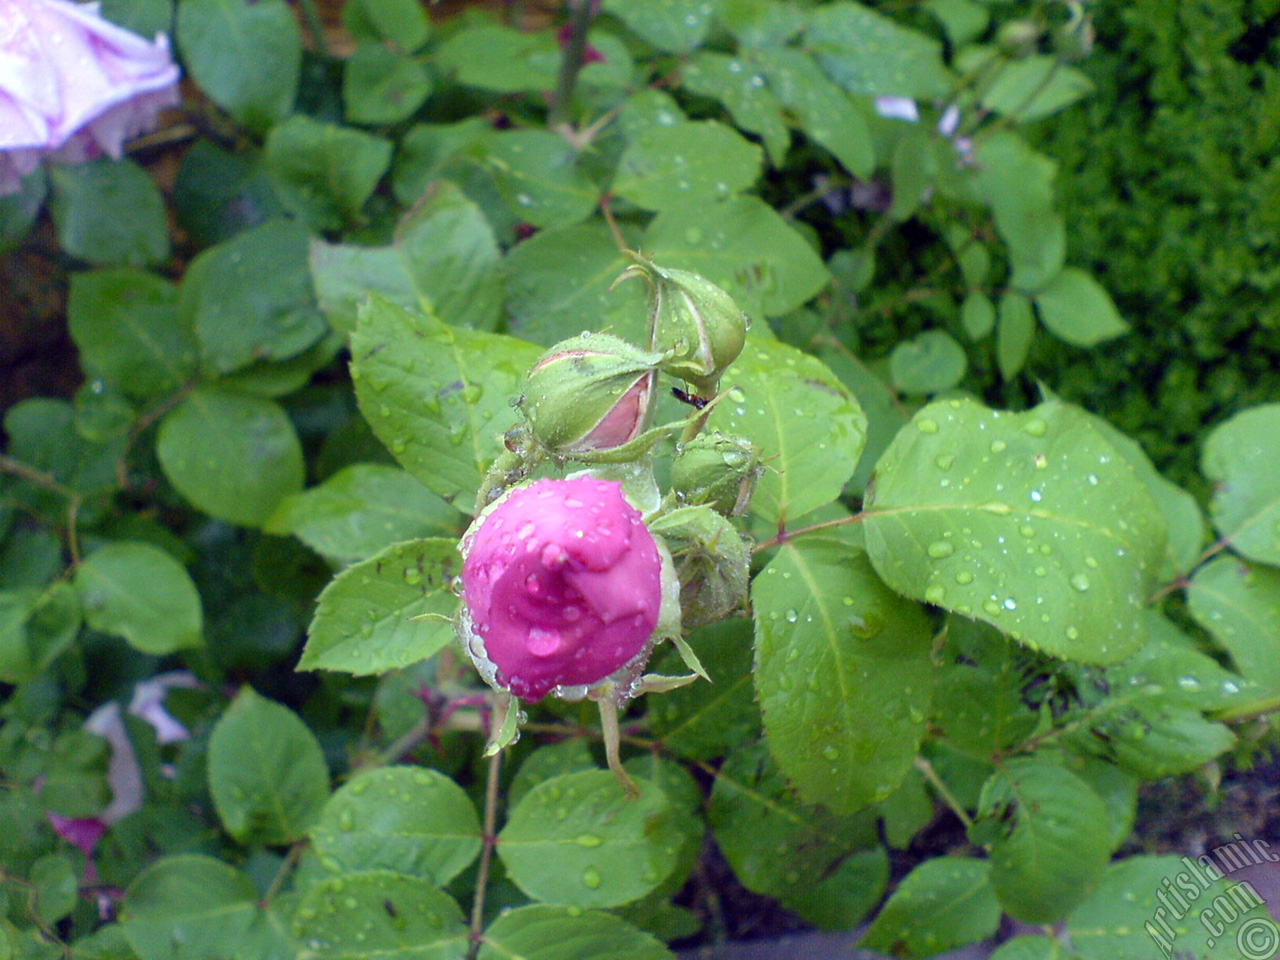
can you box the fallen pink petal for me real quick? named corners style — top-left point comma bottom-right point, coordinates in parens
top-left (0, 0), bottom-right (180, 194)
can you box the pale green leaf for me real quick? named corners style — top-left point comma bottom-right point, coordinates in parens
top-left (981, 56), bottom-right (1095, 123)
top-left (122, 856), bottom-right (260, 960)
top-left (680, 52), bottom-right (790, 166)
top-left (1187, 556), bottom-right (1280, 697)
top-left (861, 857), bottom-right (1001, 957)
top-left (74, 542), bottom-right (202, 655)
top-left (612, 121), bottom-right (762, 211)
top-left (752, 538), bottom-right (933, 813)
top-left (601, 0), bottom-right (717, 53)
top-left (1202, 404), bottom-right (1280, 566)
top-left (485, 130), bottom-right (599, 229)
top-left (1033, 267), bottom-right (1128, 347)
top-left (863, 398), bottom-right (1166, 664)
top-left (997, 290), bottom-right (1036, 379)
top-left (805, 2), bottom-right (953, 98)
top-left (300, 538), bottom-right (460, 675)
top-left (343, 44), bottom-right (432, 125)
top-left (890, 329), bottom-right (967, 394)
top-left (962, 290), bottom-right (996, 340)
top-left (479, 906), bottom-right (673, 960)
top-left (434, 24), bottom-right (558, 92)
top-left (972, 133), bottom-right (1065, 292)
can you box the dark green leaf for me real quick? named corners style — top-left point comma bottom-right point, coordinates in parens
top-left (49, 160), bottom-right (168, 267)
top-left (263, 116), bottom-right (393, 231)
top-left (613, 121), bottom-right (762, 211)
top-left (309, 767), bottom-right (481, 886)
top-left (497, 770), bottom-right (680, 909)
top-left (861, 857), bottom-right (1001, 958)
top-left (177, 0), bottom-right (301, 132)
top-left (74, 542), bottom-right (203, 655)
top-left (1201, 404), bottom-right (1280, 566)
top-left (752, 538), bottom-right (933, 812)
top-left (479, 906), bottom-right (673, 960)
top-left (207, 688), bottom-right (330, 846)
top-left (932, 619), bottom-right (1037, 759)
top-left (300, 538), bottom-right (460, 675)
top-left (157, 387), bottom-right (305, 527)
top-left (171, 140), bottom-right (283, 247)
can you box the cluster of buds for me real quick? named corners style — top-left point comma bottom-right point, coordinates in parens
top-left (453, 254), bottom-right (759, 792)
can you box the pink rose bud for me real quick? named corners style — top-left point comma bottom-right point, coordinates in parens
top-left (458, 477), bottom-right (663, 702)
top-left (0, 0), bottom-right (181, 194)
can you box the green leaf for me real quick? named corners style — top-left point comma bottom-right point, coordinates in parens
top-left (267, 465), bottom-right (463, 563)
top-left (479, 905), bottom-right (673, 960)
top-left (485, 130), bottom-right (600, 229)
top-left (49, 160), bottom-right (168, 267)
top-left (645, 196), bottom-right (830, 319)
top-left (890, 329), bottom-right (967, 394)
top-left (707, 742), bottom-right (885, 928)
top-left (342, 0), bottom-right (429, 50)
top-left (171, 140), bottom-right (284, 247)
top-left (860, 857), bottom-right (1001, 958)
top-left (434, 23), bottom-right (558, 92)
top-left (157, 386), bottom-right (305, 527)
top-left (613, 121), bottom-right (762, 211)
top-left (864, 398), bottom-right (1165, 664)
top-left (752, 538), bottom-right (933, 813)
top-left (706, 335), bottom-right (866, 523)
top-left (312, 181), bottom-right (502, 336)
top-left (0, 589), bottom-right (39, 683)
top-left (601, 0), bottom-right (717, 53)
top-left (29, 853), bottom-right (78, 924)
top-left (177, 0), bottom-right (301, 133)
top-left (300, 538), bottom-right (460, 675)
top-left (263, 116), bottom-right (393, 231)
top-left (74, 542), bottom-right (202, 655)
top-left (1033, 267), bottom-right (1128, 347)
top-left (67, 270), bottom-right (198, 400)
top-left (972, 133), bottom-right (1065, 292)
top-left (509, 741), bottom-right (598, 810)
top-left (503, 222), bottom-right (647, 346)
top-left (926, 0), bottom-right (988, 46)
top-left (1187, 556), bottom-right (1280, 696)
top-left (122, 856), bottom-right (260, 960)
top-left (981, 55), bottom-right (1095, 123)
top-left (181, 219), bottom-right (328, 375)
top-left (207, 688), bottom-right (330, 846)
top-left (973, 758), bottom-right (1110, 922)
top-left (1201, 404), bottom-right (1280, 566)
top-left (648, 619), bottom-right (760, 761)
top-left (998, 290), bottom-right (1036, 379)
top-left (4, 398), bottom-right (122, 508)
top-left (961, 290), bottom-right (997, 340)
top-left (754, 47), bottom-right (874, 179)
top-left (343, 44), bottom-right (433, 126)
top-left (1065, 855), bottom-right (1275, 960)
top-left (294, 872), bottom-right (468, 960)
top-left (1078, 691), bottom-right (1236, 779)
top-left (805, 2), bottom-right (952, 98)
top-left (309, 767), bottom-right (481, 887)
top-left (932, 619), bottom-right (1037, 759)
top-left (349, 298), bottom-right (541, 509)
top-left (497, 770), bottom-right (681, 909)
top-left (989, 936), bottom-right (1072, 960)
top-left (680, 52), bottom-right (790, 166)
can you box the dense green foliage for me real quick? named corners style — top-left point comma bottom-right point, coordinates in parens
top-left (1, 1), bottom-right (1279, 959)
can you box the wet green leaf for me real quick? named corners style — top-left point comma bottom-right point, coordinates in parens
top-left (263, 116), bottom-right (393, 231)
top-left (681, 52), bottom-right (790, 165)
top-left (806, 1), bottom-right (953, 98)
top-left (861, 857), bottom-right (1001, 957)
top-left (479, 905), bottom-right (673, 960)
top-left (613, 121), bottom-right (762, 211)
top-left (1187, 556), bottom-right (1280, 696)
top-left (1202, 404), bottom-right (1280, 566)
top-left (602, 0), bottom-right (717, 53)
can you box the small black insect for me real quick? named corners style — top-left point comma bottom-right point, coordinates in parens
top-left (671, 387), bottom-right (708, 410)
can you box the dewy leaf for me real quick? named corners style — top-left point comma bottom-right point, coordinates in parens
top-left (752, 538), bottom-right (933, 813)
top-left (263, 116), bottom-right (393, 231)
top-left (309, 767), bottom-right (481, 887)
top-left (67, 270), bottom-right (198, 400)
top-left (181, 218), bottom-right (328, 375)
top-left (485, 130), bottom-right (600, 229)
top-left (479, 905), bottom-right (674, 960)
top-left (863, 397), bottom-right (1166, 664)
top-left (973, 758), bottom-right (1110, 923)
top-left (177, 0), bottom-right (301, 133)
top-left (645, 196), bottom-right (830, 318)
top-left (706, 334), bottom-right (866, 523)
top-left (1033, 267), bottom-right (1128, 347)
top-left (680, 52), bottom-right (790, 166)
top-left (207, 688), bottom-right (330, 846)
top-left (754, 46), bottom-right (874, 180)
top-left (348, 297), bottom-right (541, 509)
top-left (74, 542), bottom-right (203, 655)
top-left (293, 872), bottom-right (468, 960)
top-left (981, 55), bottom-right (1095, 123)
top-left (122, 855), bottom-right (259, 960)
top-left (707, 741), bottom-right (886, 929)
top-left (602, 0), bottom-right (717, 53)
top-left (860, 857), bottom-right (1001, 957)
top-left (1065, 855), bottom-right (1274, 960)
top-left (1187, 556), bottom-right (1280, 696)
top-left (612, 120), bottom-right (762, 211)
top-left (805, 1), bottom-right (953, 99)
top-left (157, 386), bottom-right (305, 527)
top-left (300, 538), bottom-right (460, 675)
top-left (503, 222), bottom-right (647, 347)
top-left (497, 769), bottom-right (681, 909)
top-left (267, 465), bottom-right (464, 564)
top-left (1202, 404), bottom-right (1280, 566)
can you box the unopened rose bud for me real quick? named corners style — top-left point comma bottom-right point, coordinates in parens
top-left (649, 505), bottom-right (750, 630)
top-left (670, 431), bottom-right (761, 517)
top-left (520, 333), bottom-right (662, 457)
top-left (997, 19), bottom-right (1041, 55)
top-left (456, 477), bottom-right (665, 702)
top-left (620, 257), bottom-right (749, 396)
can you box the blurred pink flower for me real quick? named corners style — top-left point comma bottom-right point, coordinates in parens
top-left (0, 0), bottom-right (180, 194)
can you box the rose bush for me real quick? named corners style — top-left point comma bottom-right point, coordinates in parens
top-left (457, 477), bottom-right (663, 703)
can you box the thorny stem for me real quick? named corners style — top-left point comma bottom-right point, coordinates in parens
top-left (914, 755), bottom-right (974, 831)
top-left (467, 750), bottom-right (503, 960)
top-left (599, 195), bottom-right (627, 251)
top-left (548, 0), bottom-right (596, 129)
